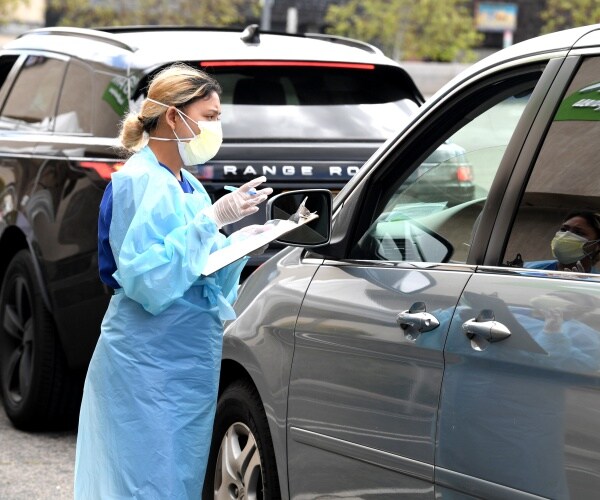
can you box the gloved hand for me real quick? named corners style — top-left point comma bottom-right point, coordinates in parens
top-left (564, 260), bottom-right (586, 273)
top-left (204, 177), bottom-right (273, 228)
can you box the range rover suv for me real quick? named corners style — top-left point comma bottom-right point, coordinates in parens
top-left (0, 25), bottom-right (435, 430)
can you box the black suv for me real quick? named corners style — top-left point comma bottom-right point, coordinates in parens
top-left (0, 25), bottom-right (431, 429)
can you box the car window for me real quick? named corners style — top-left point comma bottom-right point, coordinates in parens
top-left (137, 62), bottom-right (420, 141)
top-left (351, 70), bottom-right (544, 264)
top-left (0, 55), bottom-right (66, 131)
top-left (505, 57), bottom-right (600, 274)
top-left (0, 54), bottom-right (18, 92)
top-left (93, 71), bottom-right (130, 138)
top-left (55, 59), bottom-right (93, 134)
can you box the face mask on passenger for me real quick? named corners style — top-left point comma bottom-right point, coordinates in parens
top-left (551, 230), bottom-right (598, 264)
top-left (146, 98), bottom-right (223, 166)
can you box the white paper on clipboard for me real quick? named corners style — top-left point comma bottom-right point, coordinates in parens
top-left (201, 212), bottom-right (318, 276)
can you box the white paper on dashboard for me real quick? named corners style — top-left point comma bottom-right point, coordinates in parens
top-left (201, 212), bottom-right (319, 276)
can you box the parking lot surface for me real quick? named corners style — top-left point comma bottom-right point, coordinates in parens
top-left (0, 409), bottom-right (75, 499)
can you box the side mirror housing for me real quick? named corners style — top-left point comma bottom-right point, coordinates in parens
top-left (266, 189), bottom-right (332, 247)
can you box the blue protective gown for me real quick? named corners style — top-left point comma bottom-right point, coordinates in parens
top-left (74, 146), bottom-right (247, 499)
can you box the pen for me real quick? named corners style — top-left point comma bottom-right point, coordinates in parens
top-left (225, 185), bottom-right (257, 195)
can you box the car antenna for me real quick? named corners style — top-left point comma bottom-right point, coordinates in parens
top-left (240, 24), bottom-right (260, 44)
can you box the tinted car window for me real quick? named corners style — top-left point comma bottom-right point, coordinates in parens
top-left (505, 56), bottom-right (600, 270)
top-left (94, 71), bottom-right (131, 138)
top-left (55, 59), bottom-right (93, 134)
top-left (0, 55), bottom-right (18, 91)
top-left (201, 63), bottom-right (419, 140)
top-left (0, 56), bottom-right (66, 131)
top-left (351, 74), bottom-right (541, 264)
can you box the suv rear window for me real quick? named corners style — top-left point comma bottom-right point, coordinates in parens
top-left (138, 62), bottom-right (420, 141)
top-left (206, 63), bottom-right (416, 106)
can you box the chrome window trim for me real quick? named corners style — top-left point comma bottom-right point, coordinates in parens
top-left (436, 467), bottom-right (548, 500)
top-left (321, 259), bottom-right (475, 272)
top-left (289, 426), bottom-right (433, 482)
top-left (475, 265), bottom-right (600, 283)
top-left (568, 47), bottom-right (600, 56)
top-left (9, 49), bottom-right (70, 62)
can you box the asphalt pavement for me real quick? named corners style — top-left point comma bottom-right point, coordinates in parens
top-left (0, 408), bottom-right (75, 499)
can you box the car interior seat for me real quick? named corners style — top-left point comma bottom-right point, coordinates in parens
top-left (233, 78), bottom-right (286, 105)
top-left (504, 205), bottom-right (567, 265)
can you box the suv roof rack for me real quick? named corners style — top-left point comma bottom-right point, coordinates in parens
top-left (19, 26), bottom-right (137, 52)
top-left (99, 25), bottom-right (382, 53)
top-left (71, 24), bottom-right (380, 55)
top-left (304, 33), bottom-right (383, 55)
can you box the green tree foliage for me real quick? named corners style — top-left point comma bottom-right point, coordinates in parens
top-left (48, 0), bottom-right (258, 28)
top-left (540, 0), bottom-right (600, 34)
top-left (324, 0), bottom-right (483, 62)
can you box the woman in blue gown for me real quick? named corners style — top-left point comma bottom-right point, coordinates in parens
top-left (74, 64), bottom-right (272, 498)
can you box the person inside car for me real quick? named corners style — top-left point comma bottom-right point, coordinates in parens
top-left (524, 210), bottom-right (600, 273)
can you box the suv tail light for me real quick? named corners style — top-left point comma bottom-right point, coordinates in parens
top-left (200, 60), bottom-right (375, 70)
top-left (456, 164), bottom-right (473, 183)
top-left (78, 161), bottom-right (124, 180)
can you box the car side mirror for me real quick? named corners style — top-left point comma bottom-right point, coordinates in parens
top-left (266, 189), bottom-right (332, 247)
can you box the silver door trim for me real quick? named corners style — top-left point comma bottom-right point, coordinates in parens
top-left (289, 426), bottom-right (433, 482)
top-left (435, 467), bottom-right (550, 500)
top-left (476, 264), bottom-right (600, 283)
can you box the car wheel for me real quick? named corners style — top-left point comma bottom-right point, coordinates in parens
top-left (0, 250), bottom-right (81, 430)
top-left (203, 380), bottom-right (281, 500)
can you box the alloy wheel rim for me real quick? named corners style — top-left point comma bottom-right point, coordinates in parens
top-left (1, 275), bottom-right (34, 404)
top-left (214, 421), bottom-right (263, 500)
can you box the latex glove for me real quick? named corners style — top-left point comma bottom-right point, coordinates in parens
top-left (564, 260), bottom-right (586, 273)
top-left (204, 177), bottom-right (273, 228)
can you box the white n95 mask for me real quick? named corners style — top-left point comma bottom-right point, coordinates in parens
top-left (146, 97), bottom-right (223, 166)
top-left (173, 118), bottom-right (223, 166)
top-left (551, 230), bottom-right (591, 264)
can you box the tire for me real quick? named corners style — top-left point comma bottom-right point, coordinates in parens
top-left (203, 380), bottom-right (281, 500)
top-left (0, 250), bottom-right (82, 430)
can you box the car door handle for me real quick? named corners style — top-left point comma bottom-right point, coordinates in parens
top-left (397, 301), bottom-right (439, 341)
top-left (462, 309), bottom-right (511, 343)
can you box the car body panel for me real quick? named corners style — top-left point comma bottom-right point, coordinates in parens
top-left (286, 263), bottom-right (473, 498)
top-left (3, 33), bottom-right (133, 70)
top-left (224, 247), bottom-right (322, 498)
top-left (113, 30), bottom-right (400, 69)
top-left (438, 271), bottom-right (600, 498)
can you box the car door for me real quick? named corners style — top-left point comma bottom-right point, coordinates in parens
top-left (286, 59), bottom-right (560, 499)
top-left (437, 53), bottom-right (600, 499)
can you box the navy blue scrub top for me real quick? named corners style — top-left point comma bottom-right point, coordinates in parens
top-left (98, 162), bottom-right (195, 289)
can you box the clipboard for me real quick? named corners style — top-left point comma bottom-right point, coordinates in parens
top-left (202, 211), bottom-right (318, 276)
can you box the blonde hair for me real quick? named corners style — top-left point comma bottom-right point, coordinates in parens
top-left (119, 63), bottom-right (221, 152)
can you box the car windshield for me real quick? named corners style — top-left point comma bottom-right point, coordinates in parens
top-left (200, 63), bottom-right (420, 140)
